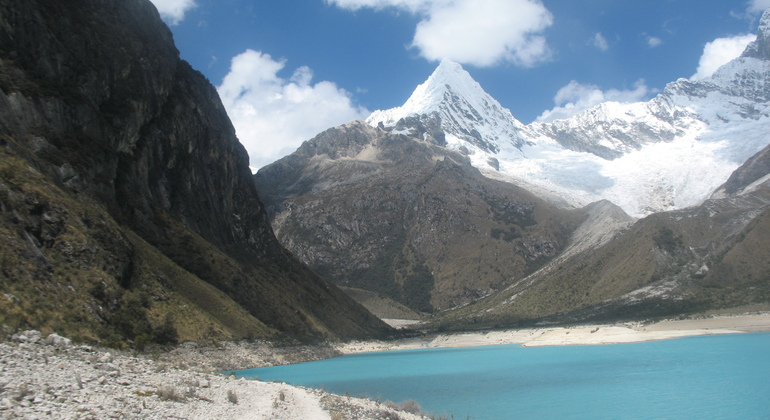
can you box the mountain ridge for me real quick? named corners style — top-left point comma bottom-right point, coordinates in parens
top-left (367, 9), bottom-right (770, 217)
top-left (0, 0), bottom-right (391, 345)
top-left (255, 121), bottom-right (584, 313)
top-left (256, 9), bottom-right (770, 327)
top-left (431, 149), bottom-right (770, 330)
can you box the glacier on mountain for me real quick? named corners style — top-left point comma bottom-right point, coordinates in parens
top-left (367, 10), bottom-right (770, 218)
top-left (367, 60), bottom-right (529, 154)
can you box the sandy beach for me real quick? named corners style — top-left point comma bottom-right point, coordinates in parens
top-left (338, 313), bottom-right (770, 354)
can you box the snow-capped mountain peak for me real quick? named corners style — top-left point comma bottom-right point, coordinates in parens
top-left (743, 8), bottom-right (770, 60)
top-left (367, 59), bottom-right (527, 153)
top-left (389, 60), bottom-right (483, 116)
top-left (367, 11), bottom-right (770, 217)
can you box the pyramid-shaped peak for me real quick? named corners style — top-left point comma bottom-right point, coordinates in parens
top-left (759, 8), bottom-right (770, 35)
top-left (422, 60), bottom-right (483, 96)
top-left (366, 59), bottom-right (527, 153)
top-left (436, 59), bottom-right (463, 70)
top-left (367, 59), bottom-right (507, 126)
top-left (386, 60), bottom-right (494, 118)
top-left (742, 8), bottom-right (770, 60)
top-left (430, 59), bottom-right (470, 81)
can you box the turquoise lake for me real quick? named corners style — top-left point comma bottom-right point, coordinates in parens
top-left (233, 333), bottom-right (770, 419)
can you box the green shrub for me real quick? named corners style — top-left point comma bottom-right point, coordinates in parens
top-left (653, 226), bottom-right (683, 253)
top-left (151, 314), bottom-right (179, 346)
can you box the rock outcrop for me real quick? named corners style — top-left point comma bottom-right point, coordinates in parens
top-left (256, 121), bottom-right (583, 313)
top-left (0, 0), bottom-right (391, 344)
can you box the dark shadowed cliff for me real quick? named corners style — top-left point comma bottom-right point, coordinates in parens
top-left (0, 0), bottom-right (391, 345)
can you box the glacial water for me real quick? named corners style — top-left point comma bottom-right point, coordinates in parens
top-left (233, 333), bottom-right (770, 419)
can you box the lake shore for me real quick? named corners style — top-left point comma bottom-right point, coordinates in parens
top-left (2, 313), bottom-right (767, 419)
top-left (336, 313), bottom-right (770, 354)
top-left (0, 331), bottom-right (426, 420)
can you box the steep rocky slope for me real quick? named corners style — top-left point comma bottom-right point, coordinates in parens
top-left (0, 0), bottom-right (391, 345)
top-left (257, 117), bottom-right (770, 327)
top-left (256, 121), bottom-right (583, 313)
top-left (432, 142), bottom-right (770, 330)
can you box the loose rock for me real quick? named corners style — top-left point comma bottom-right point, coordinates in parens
top-left (0, 331), bottom-right (427, 419)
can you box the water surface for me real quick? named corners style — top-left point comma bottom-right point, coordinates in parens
top-left (234, 333), bottom-right (770, 419)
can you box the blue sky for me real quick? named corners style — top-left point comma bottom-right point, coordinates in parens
top-left (149, 0), bottom-right (770, 170)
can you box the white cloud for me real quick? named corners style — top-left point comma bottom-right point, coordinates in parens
top-left (591, 33), bottom-right (609, 51)
top-left (217, 50), bottom-right (370, 171)
top-left (731, 0), bottom-right (769, 20)
top-left (148, 0), bottom-right (196, 25)
top-left (748, 0), bottom-right (770, 14)
top-left (646, 36), bottom-right (663, 48)
top-left (326, 0), bottom-right (426, 12)
top-left (328, 0), bottom-right (553, 67)
top-left (691, 34), bottom-right (755, 80)
top-left (535, 80), bottom-right (650, 123)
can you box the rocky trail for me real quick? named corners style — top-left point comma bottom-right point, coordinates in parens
top-left (0, 331), bottom-right (426, 419)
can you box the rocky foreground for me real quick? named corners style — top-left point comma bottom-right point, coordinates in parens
top-left (0, 331), bottom-right (426, 420)
top-left (4, 314), bottom-right (768, 419)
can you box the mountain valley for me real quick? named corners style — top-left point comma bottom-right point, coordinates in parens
top-left (1, 2), bottom-right (769, 418)
top-left (0, 0), bottom-right (768, 348)
top-left (256, 9), bottom-right (770, 328)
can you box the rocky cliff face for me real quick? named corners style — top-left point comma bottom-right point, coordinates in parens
top-left (743, 10), bottom-right (770, 61)
top-left (256, 121), bottom-right (583, 313)
top-left (0, 0), bottom-right (391, 344)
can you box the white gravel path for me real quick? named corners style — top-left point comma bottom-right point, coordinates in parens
top-left (0, 331), bottom-right (426, 420)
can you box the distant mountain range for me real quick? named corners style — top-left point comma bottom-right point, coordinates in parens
top-left (368, 13), bottom-right (770, 218)
top-left (256, 9), bottom-right (770, 328)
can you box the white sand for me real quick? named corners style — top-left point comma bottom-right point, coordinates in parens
top-left (336, 313), bottom-right (770, 354)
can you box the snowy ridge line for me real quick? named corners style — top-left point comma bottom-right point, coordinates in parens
top-left (366, 12), bottom-right (770, 217)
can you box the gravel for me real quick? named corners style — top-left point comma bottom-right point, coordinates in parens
top-left (0, 331), bottom-right (428, 419)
